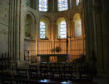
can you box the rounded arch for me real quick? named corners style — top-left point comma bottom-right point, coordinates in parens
top-left (24, 10), bottom-right (38, 19)
top-left (23, 11), bottom-right (38, 28)
top-left (73, 13), bottom-right (82, 37)
top-left (57, 17), bottom-right (66, 24)
top-left (40, 17), bottom-right (49, 26)
top-left (24, 11), bottom-right (37, 40)
top-left (73, 13), bottom-right (81, 21)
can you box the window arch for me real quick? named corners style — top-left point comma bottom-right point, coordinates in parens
top-left (57, 18), bottom-right (67, 39)
top-left (58, 0), bottom-right (68, 11)
top-left (39, 0), bottom-right (48, 11)
top-left (40, 19), bottom-right (49, 39)
top-left (73, 13), bottom-right (82, 37)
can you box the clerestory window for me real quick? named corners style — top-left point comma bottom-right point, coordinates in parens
top-left (58, 0), bottom-right (68, 11)
top-left (39, 0), bottom-right (48, 11)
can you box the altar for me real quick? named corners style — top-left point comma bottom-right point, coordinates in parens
top-left (37, 54), bottom-right (68, 63)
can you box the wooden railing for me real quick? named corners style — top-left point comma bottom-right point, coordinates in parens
top-left (37, 39), bottom-right (85, 55)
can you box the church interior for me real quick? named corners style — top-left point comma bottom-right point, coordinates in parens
top-left (0, 0), bottom-right (109, 84)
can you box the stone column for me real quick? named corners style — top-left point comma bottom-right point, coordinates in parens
top-left (83, 0), bottom-right (99, 76)
top-left (8, 0), bottom-right (21, 68)
top-left (83, 0), bottom-right (95, 61)
top-left (83, 0), bottom-right (107, 76)
top-left (101, 0), bottom-right (109, 78)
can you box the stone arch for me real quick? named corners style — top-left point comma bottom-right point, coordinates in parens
top-left (20, 11), bottom-right (37, 62)
top-left (24, 12), bottom-right (36, 40)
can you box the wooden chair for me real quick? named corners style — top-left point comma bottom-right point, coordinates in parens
top-left (15, 68), bottom-right (29, 84)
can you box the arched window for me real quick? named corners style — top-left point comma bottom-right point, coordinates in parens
top-left (58, 0), bottom-right (68, 11)
top-left (57, 18), bottom-right (67, 39)
top-left (76, 0), bottom-right (80, 6)
top-left (73, 13), bottom-right (82, 37)
top-left (39, 0), bottom-right (48, 11)
top-left (40, 21), bottom-right (46, 39)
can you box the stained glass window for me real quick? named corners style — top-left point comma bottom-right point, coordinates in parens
top-left (58, 0), bottom-right (68, 11)
top-left (76, 0), bottom-right (80, 6)
top-left (39, 0), bottom-right (48, 11)
top-left (40, 21), bottom-right (46, 39)
top-left (58, 21), bottom-right (67, 38)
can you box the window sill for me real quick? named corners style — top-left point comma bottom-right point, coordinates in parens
top-left (57, 37), bottom-right (67, 40)
top-left (40, 37), bottom-right (49, 40)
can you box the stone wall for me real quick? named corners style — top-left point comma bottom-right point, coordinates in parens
top-left (20, 0), bottom-right (38, 62)
top-left (0, 0), bottom-right (9, 54)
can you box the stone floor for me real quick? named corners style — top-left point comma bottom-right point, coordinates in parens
top-left (0, 77), bottom-right (108, 84)
top-left (36, 78), bottom-right (109, 84)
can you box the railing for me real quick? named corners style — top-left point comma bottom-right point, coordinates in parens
top-left (0, 52), bottom-right (11, 71)
top-left (37, 39), bottom-right (85, 55)
top-left (24, 50), bottom-right (36, 63)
